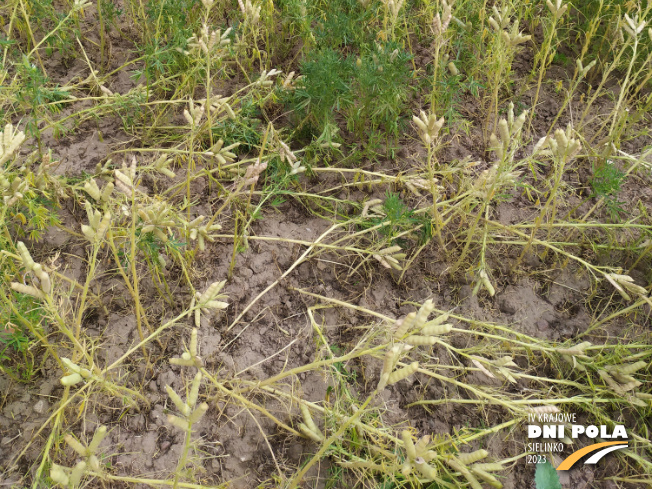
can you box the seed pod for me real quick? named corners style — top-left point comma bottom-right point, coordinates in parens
top-left (415, 435), bottom-right (430, 455)
top-left (189, 328), bottom-right (198, 356)
top-left (201, 280), bottom-right (226, 301)
top-left (402, 430), bottom-right (417, 460)
top-left (101, 182), bottom-right (114, 202)
top-left (404, 335), bottom-right (437, 346)
top-left (95, 212), bottom-right (111, 240)
top-left (299, 423), bottom-right (324, 442)
top-left (61, 373), bottom-right (83, 386)
top-left (84, 179), bottom-right (101, 200)
top-left (421, 323), bottom-right (452, 336)
top-left (188, 372), bottom-right (202, 408)
top-left (472, 463), bottom-right (504, 472)
top-left (527, 405), bottom-right (560, 415)
top-left (388, 362), bottom-right (419, 384)
top-left (65, 434), bottom-right (89, 457)
top-left (204, 300), bottom-right (229, 310)
top-left (394, 312), bottom-right (416, 338)
top-left (422, 312), bottom-right (449, 328)
top-left (415, 299), bottom-right (434, 326)
top-left (512, 110), bottom-right (528, 136)
top-left (168, 414), bottom-right (189, 431)
top-left (17, 241), bottom-right (35, 269)
top-left (69, 461), bottom-right (87, 486)
top-left (166, 385), bottom-right (190, 416)
top-left (50, 464), bottom-right (69, 485)
top-left (447, 61), bottom-right (459, 76)
top-left (88, 426), bottom-right (107, 454)
top-left (188, 402), bottom-right (208, 423)
top-left (11, 282), bottom-right (45, 299)
top-left (470, 467), bottom-right (501, 488)
top-left (498, 120), bottom-right (509, 148)
top-left (479, 270), bottom-right (495, 296)
top-left (89, 454), bottom-right (100, 470)
top-left (81, 224), bottom-right (95, 241)
top-left (447, 457), bottom-right (483, 489)
top-left (457, 449), bottom-right (488, 465)
top-left (414, 458), bottom-right (438, 479)
top-left (615, 361), bottom-right (647, 375)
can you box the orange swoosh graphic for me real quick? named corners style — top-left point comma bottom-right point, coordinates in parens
top-left (556, 441), bottom-right (628, 470)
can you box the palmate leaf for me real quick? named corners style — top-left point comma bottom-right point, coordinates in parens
top-left (534, 460), bottom-right (562, 489)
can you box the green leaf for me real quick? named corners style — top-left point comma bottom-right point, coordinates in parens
top-left (535, 460), bottom-right (562, 489)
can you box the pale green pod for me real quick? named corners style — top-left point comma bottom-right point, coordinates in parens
top-left (188, 372), bottom-right (202, 408)
top-left (69, 461), bottom-right (87, 486)
top-left (61, 373), bottom-right (83, 386)
top-left (394, 312), bottom-right (417, 338)
top-left (616, 361), bottom-right (647, 375)
top-left (402, 430), bottom-right (417, 460)
top-left (62, 357), bottom-right (81, 373)
top-left (498, 119), bottom-right (510, 146)
top-left (65, 434), bottom-right (89, 457)
top-left (81, 224), bottom-right (95, 241)
top-left (204, 300), bottom-right (229, 310)
top-left (17, 241), bottom-right (35, 269)
top-left (168, 414), bottom-right (189, 431)
top-left (457, 449), bottom-right (488, 465)
top-left (50, 464), bottom-right (69, 485)
top-left (89, 454), bottom-right (100, 471)
top-left (88, 426), bottom-right (107, 454)
top-left (301, 404), bottom-right (320, 436)
top-left (166, 385), bottom-right (190, 416)
top-left (414, 435), bottom-right (430, 455)
top-left (512, 110), bottom-right (528, 136)
top-left (299, 423), bottom-right (323, 442)
top-left (95, 212), bottom-right (111, 240)
top-left (423, 312), bottom-right (450, 328)
top-left (84, 179), bottom-right (101, 200)
top-left (446, 458), bottom-right (483, 489)
top-left (170, 357), bottom-right (195, 367)
top-left (401, 460), bottom-right (412, 476)
top-left (404, 335), bottom-right (436, 346)
top-left (10, 282), bottom-right (45, 299)
top-left (470, 467), bottom-right (502, 488)
top-left (415, 459), bottom-right (438, 480)
top-left (421, 323), bottom-right (452, 336)
top-left (195, 308), bottom-right (201, 327)
top-left (201, 280), bottom-right (226, 301)
top-left (472, 463), bottom-right (504, 472)
top-left (415, 299), bottom-right (434, 326)
top-left (189, 328), bottom-right (198, 356)
top-left (447, 61), bottom-right (459, 76)
top-left (100, 182), bottom-right (114, 202)
top-left (188, 402), bottom-right (208, 423)
top-left (388, 362), bottom-right (419, 384)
